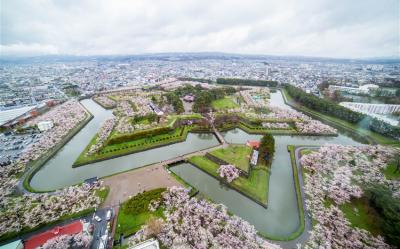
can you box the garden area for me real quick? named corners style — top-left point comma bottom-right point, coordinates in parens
top-left (300, 144), bottom-right (400, 248)
top-left (208, 145), bottom-right (252, 173)
top-left (339, 197), bottom-right (383, 236)
top-left (188, 154), bottom-right (269, 205)
top-left (73, 126), bottom-right (191, 166)
top-left (211, 96), bottom-right (239, 110)
top-left (382, 155), bottom-right (400, 180)
top-left (187, 134), bottom-right (275, 205)
top-left (126, 187), bottom-right (280, 249)
top-left (115, 188), bottom-right (166, 240)
top-left (73, 111), bottom-right (211, 166)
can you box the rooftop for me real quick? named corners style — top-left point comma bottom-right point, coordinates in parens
top-left (0, 106), bottom-right (36, 126)
top-left (129, 239), bottom-right (160, 249)
top-left (24, 220), bottom-right (83, 249)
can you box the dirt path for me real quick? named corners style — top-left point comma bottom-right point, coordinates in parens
top-left (101, 164), bottom-right (181, 207)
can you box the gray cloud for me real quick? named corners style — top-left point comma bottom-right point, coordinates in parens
top-left (1, 0), bottom-right (399, 58)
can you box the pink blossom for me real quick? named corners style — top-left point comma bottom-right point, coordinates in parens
top-left (217, 164), bottom-right (240, 183)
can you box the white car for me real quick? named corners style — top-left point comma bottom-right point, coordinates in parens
top-left (94, 215), bottom-right (102, 222)
top-left (106, 210), bottom-right (112, 221)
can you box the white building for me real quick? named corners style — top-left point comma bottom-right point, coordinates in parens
top-left (340, 102), bottom-right (400, 126)
top-left (328, 84), bottom-right (379, 95)
top-left (250, 150), bottom-right (259, 166)
top-left (129, 239), bottom-right (160, 249)
top-left (340, 102), bottom-right (400, 115)
top-left (37, 120), bottom-right (54, 131)
top-left (359, 84), bottom-right (379, 93)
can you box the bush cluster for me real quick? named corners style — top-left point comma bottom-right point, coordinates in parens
top-left (123, 188), bottom-right (166, 214)
top-left (216, 78), bottom-right (278, 87)
top-left (258, 133), bottom-right (275, 166)
top-left (107, 126), bottom-right (173, 145)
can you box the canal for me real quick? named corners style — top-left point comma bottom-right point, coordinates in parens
top-left (170, 91), bottom-right (363, 239)
top-left (30, 99), bottom-right (219, 191)
top-left (29, 91), bottom-right (364, 240)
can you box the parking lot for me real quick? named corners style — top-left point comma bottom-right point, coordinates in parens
top-left (0, 132), bottom-right (38, 166)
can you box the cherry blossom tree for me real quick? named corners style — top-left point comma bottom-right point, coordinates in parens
top-left (217, 164), bottom-right (240, 183)
top-left (42, 231), bottom-right (92, 249)
top-left (129, 187), bottom-right (281, 249)
top-left (301, 145), bottom-right (398, 248)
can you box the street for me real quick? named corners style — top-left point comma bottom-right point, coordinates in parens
top-left (90, 208), bottom-right (114, 249)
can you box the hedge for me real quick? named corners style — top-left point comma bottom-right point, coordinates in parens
top-left (107, 126), bottom-right (173, 145)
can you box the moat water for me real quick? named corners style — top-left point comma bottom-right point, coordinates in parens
top-left (29, 91), bottom-right (364, 239)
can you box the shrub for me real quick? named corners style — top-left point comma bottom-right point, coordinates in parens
top-left (107, 127), bottom-right (173, 145)
top-left (123, 188), bottom-right (166, 214)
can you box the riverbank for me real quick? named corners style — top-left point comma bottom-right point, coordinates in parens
top-left (22, 108), bottom-right (94, 193)
top-left (281, 88), bottom-right (399, 146)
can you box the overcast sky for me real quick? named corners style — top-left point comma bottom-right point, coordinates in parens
top-left (1, 0), bottom-right (399, 58)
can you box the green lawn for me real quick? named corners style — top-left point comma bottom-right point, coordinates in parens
top-left (166, 113), bottom-right (203, 127)
top-left (238, 122), bottom-right (297, 134)
top-left (115, 188), bottom-right (165, 240)
top-left (136, 119), bottom-right (150, 125)
top-left (116, 207), bottom-right (163, 240)
top-left (212, 96), bottom-right (239, 110)
top-left (383, 162), bottom-right (400, 180)
top-left (73, 126), bottom-right (190, 166)
top-left (340, 197), bottom-right (383, 236)
top-left (189, 155), bottom-right (269, 204)
top-left (209, 145), bottom-right (252, 173)
top-left (299, 149), bottom-right (314, 157)
top-left (95, 186), bottom-right (110, 203)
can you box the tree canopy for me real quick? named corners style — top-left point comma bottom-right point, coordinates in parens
top-left (364, 184), bottom-right (400, 246)
top-left (217, 78), bottom-right (278, 87)
top-left (258, 133), bottom-right (275, 166)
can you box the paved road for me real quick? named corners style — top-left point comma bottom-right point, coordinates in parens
top-left (90, 207), bottom-right (115, 249)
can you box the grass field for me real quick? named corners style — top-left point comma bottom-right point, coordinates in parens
top-left (238, 122), bottom-right (297, 134)
top-left (209, 145), bottom-right (252, 173)
top-left (115, 189), bottom-right (165, 240)
top-left (95, 186), bottom-right (110, 203)
top-left (115, 206), bottom-right (163, 240)
top-left (212, 96), bottom-right (239, 110)
top-left (299, 149), bottom-right (314, 157)
top-left (340, 197), bottom-right (382, 236)
top-left (189, 155), bottom-right (269, 204)
top-left (383, 161), bottom-right (400, 180)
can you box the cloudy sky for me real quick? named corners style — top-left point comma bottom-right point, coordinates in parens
top-left (1, 0), bottom-right (399, 58)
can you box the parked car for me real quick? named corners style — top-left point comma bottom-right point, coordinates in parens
top-left (106, 210), bottom-right (112, 221)
top-left (94, 215), bottom-right (102, 222)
